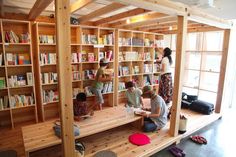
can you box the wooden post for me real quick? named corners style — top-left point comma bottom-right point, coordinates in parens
top-left (114, 29), bottom-right (119, 106)
top-left (169, 15), bottom-right (187, 136)
top-left (215, 29), bottom-right (231, 113)
top-left (55, 0), bottom-right (75, 157)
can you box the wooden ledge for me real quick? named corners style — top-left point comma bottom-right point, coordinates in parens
top-left (22, 106), bottom-right (142, 154)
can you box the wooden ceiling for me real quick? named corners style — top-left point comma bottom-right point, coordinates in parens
top-left (1, 0), bottom-right (223, 34)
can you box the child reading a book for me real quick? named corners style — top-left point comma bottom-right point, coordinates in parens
top-left (92, 58), bottom-right (112, 110)
top-left (73, 92), bottom-right (95, 121)
top-left (140, 85), bottom-right (168, 132)
top-left (125, 81), bottom-right (144, 108)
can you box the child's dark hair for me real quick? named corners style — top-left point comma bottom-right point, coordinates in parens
top-left (125, 81), bottom-right (134, 89)
top-left (76, 92), bottom-right (86, 102)
top-left (163, 47), bottom-right (173, 65)
top-left (99, 58), bottom-right (108, 67)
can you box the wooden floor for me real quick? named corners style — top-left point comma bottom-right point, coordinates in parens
top-left (0, 109), bottom-right (221, 157)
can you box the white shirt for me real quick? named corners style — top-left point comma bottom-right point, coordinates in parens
top-left (161, 57), bottom-right (171, 75)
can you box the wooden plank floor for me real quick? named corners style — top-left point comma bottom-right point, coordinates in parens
top-left (0, 109), bottom-right (221, 157)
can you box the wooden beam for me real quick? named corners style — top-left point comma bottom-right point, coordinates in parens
top-left (28, 0), bottom-right (53, 20)
top-left (215, 29), bottom-right (231, 113)
top-left (78, 2), bottom-right (126, 24)
top-left (138, 22), bottom-right (177, 31)
top-left (112, 0), bottom-right (232, 29)
top-left (170, 15), bottom-right (187, 137)
top-left (0, 0), bottom-right (4, 17)
top-left (94, 8), bottom-right (151, 26)
top-left (55, 0), bottom-right (75, 157)
top-left (70, 0), bottom-right (93, 13)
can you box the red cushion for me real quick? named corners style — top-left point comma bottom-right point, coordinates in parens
top-left (129, 133), bottom-right (150, 146)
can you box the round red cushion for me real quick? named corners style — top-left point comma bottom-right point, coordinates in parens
top-left (129, 133), bottom-right (150, 146)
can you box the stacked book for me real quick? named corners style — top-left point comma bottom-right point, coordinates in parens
top-left (143, 64), bottom-right (153, 73)
top-left (132, 38), bottom-right (143, 46)
top-left (99, 50), bottom-right (113, 61)
top-left (40, 53), bottom-right (56, 65)
top-left (118, 37), bottom-right (131, 46)
top-left (82, 34), bottom-right (97, 44)
top-left (41, 72), bottom-right (57, 84)
top-left (102, 81), bottom-right (113, 94)
top-left (9, 94), bottom-right (34, 108)
top-left (0, 77), bottom-right (6, 89)
top-left (83, 70), bottom-right (97, 80)
top-left (0, 96), bottom-right (8, 110)
top-left (8, 73), bottom-right (33, 87)
top-left (6, 53), bottom-right (30, 65)
top-left (119, 66), bottom-right (129, 76)
top-left (39, 35), bottom-right (55, 44)
top-left (42, 90), bottom-right (59, 103)
top-left (99, 33), bottom-right (113, 45)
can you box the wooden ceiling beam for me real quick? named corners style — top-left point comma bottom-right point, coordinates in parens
top-left (94, 8), bottom-right (151, 26)
top-left (70, 0), bottom-right (93, 14)
top-left (0, 0), bottom-right (4, 17)
top-left (78, 2), bottom-right (126, 24)
top-left (108, 12), bottom-right (170, 28)
top-left (112, 0), bottom-right (232, 29)
top-left (28, 0), bottom-right (54, 20)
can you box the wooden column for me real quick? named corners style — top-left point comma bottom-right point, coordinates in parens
top-left (169, 15), bottom-right (187, 136)
top-left (114, 29), bottom-right (119, 106)
top-left (55, 0), bottom-right (75, 157)
top-left (215, 29), bottom-right (231, 113)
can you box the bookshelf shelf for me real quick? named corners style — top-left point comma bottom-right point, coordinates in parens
top-left (72, 80), bottom-right (81, 83)
top-left (39, 43), bottom-right (56, 46)
top-left (8, 85), bottom-right (33, 89)
top-left (71, 62), bottom-right (81, 65)
top-left (43, 100), bottom-right (59, 105)
top-left (4, 43), bottom-right (31, 46)
top-left (42, 83), bottom-right (58, 86)
top-left (0, 88), bottom-right (8, 90)
top-left (0, 108), bottom-right (10, 112)
top-left (11, 105), bottom-right (35, 110)
top-left (40, 64), bottom-right (57, 66)
top-left (0, 65), bottom-right (5, 68)
top-left (81, 61), bottom-right (99, 64)
top-left (7, 64), bottom-right (32, 67)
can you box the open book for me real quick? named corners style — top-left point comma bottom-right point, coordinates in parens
top-left (133, 108), bottom-right (151, 115)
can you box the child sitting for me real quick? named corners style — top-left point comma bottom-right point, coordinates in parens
top-left (73, 92), bottom-right (95, 121)
top-left (125, 81), bottom-right (144, 108)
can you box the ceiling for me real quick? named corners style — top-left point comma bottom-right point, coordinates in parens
top-left (170, 0), bottom-right (236, 20)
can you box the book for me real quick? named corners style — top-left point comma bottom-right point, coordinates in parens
top-left (26, 72), bottom-right (33, 85)
top-left (0, 77), bottom-right (6, 89)
top-left (0, 53), bottom-right (3, 66)
top-left (88, 53), bottom-right (95, 62)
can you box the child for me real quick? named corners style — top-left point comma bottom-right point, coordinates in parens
top-left (92, 58), bottom-right (112, 110)
top-left (73, 92), bottom-right (95, 121)
top-left (140, 85), bottom-right (168, 132)
top-left (125, 81), bottom-right (143, 108)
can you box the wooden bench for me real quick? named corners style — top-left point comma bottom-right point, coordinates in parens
top-left (22, 106), bottom-right (143, 157)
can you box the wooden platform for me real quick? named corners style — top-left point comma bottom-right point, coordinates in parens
top-left (22, 106), bottom-right (142, 156)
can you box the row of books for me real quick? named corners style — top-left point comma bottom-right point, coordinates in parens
top-left (9, 94), bottom-right (34, 108)
top-left (42, 90), bottom-right (59, 104)
top-left (82, 70), bottom-right (97, 80)
top-left (72, 71), bottom-right (81, 81)
top-left (8, 73), bottom-right (33, 87)
top-left (0, 77), bottom-right (6, 89)
top-left (82, 34), bottom-right (97, 44)
top-left (99, 51), bottom-right (113, 61)
top-left (0, 53), bottom-right (4, 66)
top-left (40, 53), bottom-right (56, 65)
top-left (118, 37), bottom-right (131, 46)
top-left (118, 82), bottom-right (126, 90)
top-left (132, 38), bottom-right (144, 46)
top-left (41, 72), bottom-right (57, 84)
top-left (132, 66), bottom-right (140, 74)
top-left (144, 38), bottom-right (154, 47)
top-left (119, 66), bottom-right (129, 76)
top-left (39, 35), bottom-right (55, 44)
top-left (143, 52), bottom-right (151, 60)
top-left (98, 33), bottom-right (114, 45)
top-left (143, 64), bottom-right (153, 73)
top-left (102, 81), bottom-right (113, 94)
top-left (6, 53), bottom-right (30, 65)
top-left (119, 51), bottom-right (140, 61)
top-left (4, 31), bottom-right (30, 43)
top-left (71, 52), bottom-right (96, 62)
top-left (0, 96), bottom-right (8, 110)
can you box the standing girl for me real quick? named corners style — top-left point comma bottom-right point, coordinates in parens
top-left (159, 47), bottom-right (173, 104)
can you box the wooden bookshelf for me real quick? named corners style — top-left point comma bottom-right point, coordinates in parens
top-left (117, 29), bottom-right (163, 104)
top-left (33, 22), bottom-right (59, 122)
top-left (70, 25), bottom-right (115, 108)
top-left (0, 19), bottom-right (38, 129)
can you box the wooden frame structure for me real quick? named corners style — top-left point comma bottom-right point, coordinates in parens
top-left (0, 0), bottom-right (233, 156)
